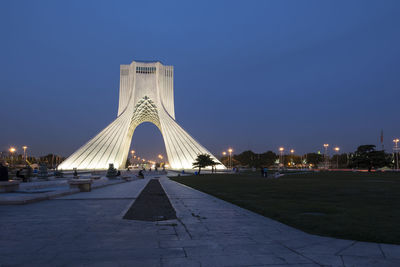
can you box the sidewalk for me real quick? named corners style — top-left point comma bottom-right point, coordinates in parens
top-left (0, 176), bottom-right (399, 266)
top-left (0, 177), bottom-right (128, 205)
top-left (160, 177), bottom-right (400, 266)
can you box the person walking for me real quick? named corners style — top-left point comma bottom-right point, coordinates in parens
top-left (263, 167), bottom-right (268, 177)
top-left (138, 170), bottom-right (144, 178)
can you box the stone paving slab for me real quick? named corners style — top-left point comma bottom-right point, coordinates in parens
top-left (0, 177), bottom-right (130, 205)
top-left (0, 175), bottom-right (399, 267)
top-left (0, 187), bottom-right (80, 205)
top-left (19, 179), bottom-right (69, 189)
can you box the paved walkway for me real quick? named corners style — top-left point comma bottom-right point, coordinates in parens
top-left (0, 176), bottom-right (399, 266)
top-left (0, 177), bottom-right (127, 204)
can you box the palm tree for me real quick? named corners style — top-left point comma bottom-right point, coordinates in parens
top-left (192, 154), bottom-right (215, 175)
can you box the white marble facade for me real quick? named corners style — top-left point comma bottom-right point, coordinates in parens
top-left (58, 60), bottom-right (225, 170)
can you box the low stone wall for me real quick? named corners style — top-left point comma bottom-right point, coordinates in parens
top-left (0, 180), bottom-right (20, 193)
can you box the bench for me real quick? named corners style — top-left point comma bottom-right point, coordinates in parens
top-left (0, 180), bottom-right (21, 193)
top-left (90, 176), bottom-right (101, 180)
top-left (68, 179), bottom-right (93, 192)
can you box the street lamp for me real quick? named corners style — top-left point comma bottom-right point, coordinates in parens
top-left (9, 147), bottom-right (16, 167)
top-left (130, 150), bottom-right (135, 164)
top-left (290, 149), bottom-right (294, 168)
top-left (393, 138), bottom-right (399, 170)
top-left (334, 147), bottom-right (340, 169)
top-left (279, 147), bottom-right (284, 169)
top-left (228, 148), bottom-right (233, 169)
top-left (22, 146), bottom-right (28, 161)
top-left (323, 144), bottom-right (329, 169)
top-left (222, 152), bottom-right (227, 168)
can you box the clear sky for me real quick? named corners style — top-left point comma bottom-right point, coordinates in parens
top-left (1, 0), bottom-right (399, 161)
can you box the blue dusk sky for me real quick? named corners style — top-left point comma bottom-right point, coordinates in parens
top-left (1, 0), bottom-right (399, 160)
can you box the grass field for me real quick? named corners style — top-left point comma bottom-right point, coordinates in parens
top-left (171, 171), bottom-right (400, 244)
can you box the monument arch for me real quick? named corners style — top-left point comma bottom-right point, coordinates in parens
top-left (58, 60), bottom-right (225, 170)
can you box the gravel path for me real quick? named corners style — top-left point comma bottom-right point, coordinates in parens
top-left (123, 179), bottom-right (177, 221)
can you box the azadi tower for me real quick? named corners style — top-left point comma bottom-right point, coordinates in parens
top-left (58, 60), bottom-right (225, 170)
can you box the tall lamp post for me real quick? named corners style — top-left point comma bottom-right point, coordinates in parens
top-left (130, 150), bottom-right (135, 166)
top-left (279, 147), bottom-right (284, 169)
top-left (290, 149), bottom-right (294, 168)
top-left (228, 148), bottom-right (233, 170)
top-left (394, 138), bottom-right (399, 170)
top-left (9, 147), bottom-right (16, 167)
top-left (222, 151), bottom-right (227, 168)
top-left (22, 146), bottom-right (28, 161)
top-left (334, 147), bottom-right (340, 169)
top-left (323, 144), bottom-right (329, 169)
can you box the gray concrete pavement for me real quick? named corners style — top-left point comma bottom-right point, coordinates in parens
top-left (0, 177), bottom-right (127, 205)
top-left (0, 175), bottom-right (399, 266)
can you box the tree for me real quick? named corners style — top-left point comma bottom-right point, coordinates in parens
top-left (305, 153), bottom-right (323, 167)
top-left (232, 150), bottom-right (277, 168)
top-left (331, 153), bottom-right (349, 168)
top-left (192, 154), bottom-right (215, 175)
top-left (283, 154), bottom-right (302, 167)
top-left (260, 151), bottom-right (277, 167)
top-left (350, 145), bottom-right (375, 169)
top-left (234, 150), bottom-right (257, 167)
top-left (349, 145), bottom-right (390, 170)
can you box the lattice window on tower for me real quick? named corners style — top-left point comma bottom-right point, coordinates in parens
top-left (136, 66), bottom-right (156, 74)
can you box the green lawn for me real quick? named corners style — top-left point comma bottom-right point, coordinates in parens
top-left (171, 171), bottom-right (400, 244)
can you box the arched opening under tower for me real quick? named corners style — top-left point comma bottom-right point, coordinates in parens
top-left (127, 122), bottom-right (167, 169)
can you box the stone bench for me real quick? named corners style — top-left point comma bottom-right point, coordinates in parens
top-left (68, 179), bottom-right (93, 192)
top-left (0, 180), bottom-right (21, 193)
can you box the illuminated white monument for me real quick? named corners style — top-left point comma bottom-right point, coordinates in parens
top-left (58, 60), bottom-right (225, 170)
